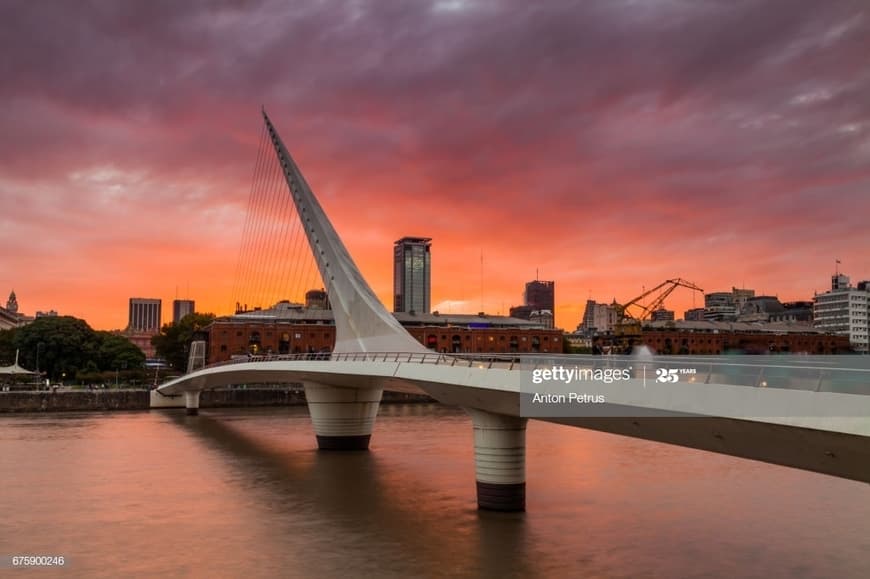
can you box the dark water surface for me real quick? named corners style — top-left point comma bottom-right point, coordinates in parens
top-left (1, 405), bottom-right (868, 578)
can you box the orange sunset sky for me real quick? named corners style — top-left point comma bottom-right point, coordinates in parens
top-left (1, 0), bottom-right (869, 331)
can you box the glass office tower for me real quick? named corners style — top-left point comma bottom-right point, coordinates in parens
top-left (393, 237), bottom-right (431, 314)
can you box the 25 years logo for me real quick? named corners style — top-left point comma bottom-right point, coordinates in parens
top-left (655, 367), bottom-right (697, 383)
top-left (655, 368), bottom-right (680, 383)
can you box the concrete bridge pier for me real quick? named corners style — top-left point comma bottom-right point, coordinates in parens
top-left (184, 391), bottom-right (201, 416)
top-left (304, 382), bottom-right (383, 450)
top-left (466, 408), bottom-right (527, 512)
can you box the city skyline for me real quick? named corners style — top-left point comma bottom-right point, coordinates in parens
top-left (1, 1), bottom-right (869, 330)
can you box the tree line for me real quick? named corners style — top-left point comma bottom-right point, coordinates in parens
top-left (0, 312), bottom-right (215, 383)
top-left (0, 316), bottom-right (145, 382)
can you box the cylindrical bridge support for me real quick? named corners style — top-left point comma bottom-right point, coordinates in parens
top-left (184, 391), bottom-right (201, 416)
top-left (466, 408), bottom-right (527, 512)
top-left (304, 383), bottom-right (383, 450)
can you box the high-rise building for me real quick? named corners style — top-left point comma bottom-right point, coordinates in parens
top-left (393, 237), bottom-right (431, 314)
top-left (172, 299), bottom-right (195, 325)
top-left (524, 280), bottom-right (555, 313)
top-left (128, 298), bottom-right (162, 333)
top-left (511, 280), bottom-right (556, 328)
top-left (813, 273), bottom-right (869, 353)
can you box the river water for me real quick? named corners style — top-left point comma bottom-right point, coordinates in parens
top-left (1, 405), bottom-right (868, 578)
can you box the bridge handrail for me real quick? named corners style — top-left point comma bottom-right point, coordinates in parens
top-left (205, 351), bottom-right (521, 368)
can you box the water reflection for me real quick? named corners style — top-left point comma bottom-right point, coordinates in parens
top-left (167, 408), bottom-right (535, 577)
top-left (1, 407), bottom-right (868, 578)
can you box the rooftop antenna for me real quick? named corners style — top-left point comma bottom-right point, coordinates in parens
top-left (480, 249), bottom-right (484, 313)
top-left (835, 258), bottom-right (841, 276)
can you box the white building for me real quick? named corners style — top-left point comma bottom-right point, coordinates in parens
top-left (529, 309), bottom-right (554, 329)
top-left (578, 300), bottom-right (618, 334)
top-left (813, 274), bottom-right (869, 353)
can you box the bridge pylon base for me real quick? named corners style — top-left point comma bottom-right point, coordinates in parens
top-left (304, 382), bottom-right (382, 450)
top-left (184, 391), bottom-right (201, 416)
top-left (315, 434), bottom-right (371, 450)
top-left (466, 408), bottom-right (527, 512)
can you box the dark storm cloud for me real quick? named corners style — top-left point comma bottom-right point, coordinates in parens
top-left (1, 0), bottom-right (867, 182)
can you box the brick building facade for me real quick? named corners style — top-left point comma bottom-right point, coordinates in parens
top-left (637, 329), bottom-right (851, 355)
top-left (205, 310), bottom-right (564, 363)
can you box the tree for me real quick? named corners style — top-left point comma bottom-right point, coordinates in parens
top-left (96, 331), bottom-right (146, 372)
top-left (152, 312), bottom-right (215, 370)
top-left (14, 316), bottom-right (101, 381)
top-left (11, 316), bottom-right (146, 382)
top-left (0, 327), bottom-right (18, 365)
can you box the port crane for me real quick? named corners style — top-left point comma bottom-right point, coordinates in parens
top-left (612, 278), bottom-right (704, 336)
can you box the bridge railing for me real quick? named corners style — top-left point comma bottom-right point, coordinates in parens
top-left (205, 351), bottom-right (525, 369)
top-left (200, 352), bottom-right (870, 395)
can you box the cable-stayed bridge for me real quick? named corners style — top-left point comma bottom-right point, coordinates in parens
top-left (153, 111), bottom-right (870, 511)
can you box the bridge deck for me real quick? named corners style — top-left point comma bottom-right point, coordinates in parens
top-left (155, 353), bottom-right (870, 484)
